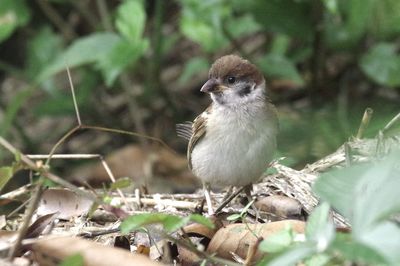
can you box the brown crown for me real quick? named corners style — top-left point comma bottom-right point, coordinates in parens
top-left (209, 55), bottom-right (264, 85)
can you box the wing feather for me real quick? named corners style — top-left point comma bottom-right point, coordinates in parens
top-left (187, 106), bottom-right (211, 169)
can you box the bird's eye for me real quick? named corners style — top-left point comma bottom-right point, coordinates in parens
top-left (227, 76), bottom-right (236, 84)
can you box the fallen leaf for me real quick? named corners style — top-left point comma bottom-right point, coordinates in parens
top-left (207, 220), bottom-right (306, 263)
top-left (31, 236), bottom-right (162, 266)
top-left (255, 195), bottom-right (305, 220)
top-left (37, 189), bottom-right (92, 220)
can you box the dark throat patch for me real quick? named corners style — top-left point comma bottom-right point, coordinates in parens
top-left (238, 85), bottom-right (251, 97)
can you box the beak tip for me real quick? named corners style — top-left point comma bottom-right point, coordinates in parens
top-left (200, 79), bottom-right (216, 93)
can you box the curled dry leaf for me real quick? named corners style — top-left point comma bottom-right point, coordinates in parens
top-left (207, 220), bottom-right (305, 263)
top-left (25, 213), bottom-right (59, 239)
top-left (31, 236), bottom-right (162, 266)
top-left (178, 217), bottom-right (224, 265)
top-left (255, 195), bottom-right (305, 220)
top-left (0, 213), bottom-right (57, 257)
top-left (36, 188), bottom-right (92, 220)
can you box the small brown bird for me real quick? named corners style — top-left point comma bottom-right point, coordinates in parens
top-left (178, 55), bottom-right (278, 214)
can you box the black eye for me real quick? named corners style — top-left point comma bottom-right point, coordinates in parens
top-left (227, 76), bottom-right (236, 84)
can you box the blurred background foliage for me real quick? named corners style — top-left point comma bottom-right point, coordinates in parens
top-left (0, 0), bottom-right (399, 171)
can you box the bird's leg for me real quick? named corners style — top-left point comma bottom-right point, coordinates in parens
top-left (203, 182), bottom-right (214, 216)
top-left (244, 184), bottom-right (261, 219)
top-left (215, 186), bottom-right (246, 214)
top-left (221, 186), bottom-right (233, 202)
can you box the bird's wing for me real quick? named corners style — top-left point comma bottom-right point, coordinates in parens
top-left (176, 122), bottom-right (193, 140)
top-left (187, 106), bottom-right (211, 169)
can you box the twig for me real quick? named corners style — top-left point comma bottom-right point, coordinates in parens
top-left (45, 125), bottom-right (81, 166)
top-left (8, 178), bottom-right (45, 259)
top-left (0, 184), bottom-right (32, 201)
top-left (244, 237), bottom-right (263, 266)
top-left (27, 154), bottom-right (101, 159)
top-left (0, 136), bottom-right (99, 203)
top-left (382, 112), bottom-right (400, 136)
top-left (100, 157), bottom-right (133, 211)
top-left (66, 66), bottom-right (81, 126)
top-left (356, 108), bottom-right (373, 139)
top-left (80, 125), bottom-right (176, 155)
top-left (215, 186), bottom-right (245, 214)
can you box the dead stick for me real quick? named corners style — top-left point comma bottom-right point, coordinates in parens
top-left (356, 108), bottom-right (373, 139)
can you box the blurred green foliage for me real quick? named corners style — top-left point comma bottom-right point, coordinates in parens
top-left (259, 151), bottom-right (400, 265)
top-left (0, 0), bottom-right (399, 165)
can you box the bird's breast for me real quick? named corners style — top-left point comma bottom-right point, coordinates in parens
top-left (190, 104), bottom-right (278, 187)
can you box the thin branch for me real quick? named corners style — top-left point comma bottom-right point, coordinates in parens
top-left (100, 157), bottom-right (133, 211)
top-left (0, 136), bottom-right (99, 203)
top-left (27, 154), bottom-right (101, 159)
top-left (45, 125), bottom-right (81, 166)
top-left (383, 112), bottom-right (400, 136)
top-left (66, 66), bottom-right (82, 126)
top-left (81, 125), bottom-right (176, 154)
top-left (8, 178), bottom-right (45, 259)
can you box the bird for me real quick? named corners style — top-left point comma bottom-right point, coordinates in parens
top-left (177, 54), bottom-right (278, 215)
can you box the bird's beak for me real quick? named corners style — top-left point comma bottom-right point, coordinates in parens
top-left (200, 78), bottom-right (224, 93)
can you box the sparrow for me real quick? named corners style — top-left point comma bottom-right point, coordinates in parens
top-left (177, 54), bottom-right (278, 214)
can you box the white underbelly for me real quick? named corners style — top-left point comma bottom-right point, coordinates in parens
top-left (191, 122), bottom-right (276, 187)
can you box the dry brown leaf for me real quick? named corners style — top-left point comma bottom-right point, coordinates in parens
top-left (255, 195), bottom-right (305, 220)
top-left (36, 189), bottom-right (92, 220)
top-left (31, 236), bottom-right (162, 266)
top-left (207, 220), bottom-right (306, 263)
top-left (25, 213), bottom-right (58, 239)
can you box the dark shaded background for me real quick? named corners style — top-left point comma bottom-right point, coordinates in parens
top-left (1, 0), bottom-right (399, 191)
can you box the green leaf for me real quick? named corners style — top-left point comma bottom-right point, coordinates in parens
top-left (257, 54), bottom-right (304, 85)
top-left (115, 0), bottom-right (146, 44)
top-left (0, 166), bottom-right (13, 191)
top-left (180, 17), bottom-right (224, 53)
top-left (305, 202), bottom-right (335, 252)
top-left (357, 221), bottom-right (400, 264)
top-left (304, 253), bottom-right (330, 266)
top-left (121, 213), bottom-right (187, 233)
top-left (325, 0), bottom-right (373, 48)
top-left (0, 0), bottom-right (31, 43)
top-left (188, 214), bottom-right (215, 229)
top-left (59, 253), bottom-right (84, 266)
top-left (258, 242), bottom-right (316, 266)
top-left (226, 213), bottom-right (241, 221)
top-left (26, 27), bottom-right (62, 80)
top-left (259, 227), bottom-right (294, 253)
top-left (313, 164), bottom-right (366, 220)
top-left (360, 43), bottom-right (400, 87)
top-left (39, 33), bottom-right (121, 82)
top-left (249, 0), bottom-right (313, 39)
top-left (97, 39), bottom-right (148, 86)
top-left (110, 177), bottom-right (132, 190)
top-left (331, 233), bottom-right (386, 264)
top-left (314, 151), bottom-right (400, 264)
